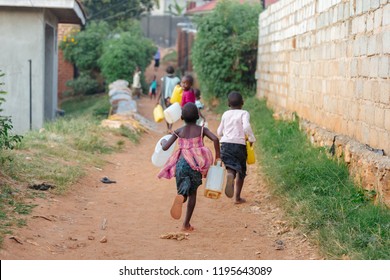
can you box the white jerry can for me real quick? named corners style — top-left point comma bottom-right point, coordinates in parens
top-left (204, 160), bottom-right (225, 199)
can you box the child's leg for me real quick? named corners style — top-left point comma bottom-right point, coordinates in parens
top-left (234, 173), bottom-right (246, 204)
top-left (182, 189), bottom-right (197, 231)
top-left (170, 194), bottom-right (185, 219)
top-left (225, 168), bottom-right (236, 198)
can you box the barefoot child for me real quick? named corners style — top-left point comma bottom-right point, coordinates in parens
top-left (217, 91), bottom-right (256, 204)
top-left (158, 103), bottom-right (220, 231)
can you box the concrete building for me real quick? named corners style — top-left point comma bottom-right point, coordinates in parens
top-left (0, 0), bottom-right (86, 134)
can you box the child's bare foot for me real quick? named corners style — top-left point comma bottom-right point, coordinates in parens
top-left (170, 195), bottom-right (184, 219)
top-left (225, 173), bottom-right (234, 198)
top-left (181, 224), bottom-right (195, 232)
top-left (234, 198), bottom-right (246, 204)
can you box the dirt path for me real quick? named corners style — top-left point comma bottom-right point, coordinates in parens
top-left (0, 53), bottom-right (320, 260)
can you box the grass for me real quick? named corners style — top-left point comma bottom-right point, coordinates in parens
top-left (244, 98), bottom-right (390, 259)
top-left (0, 93), bottom-right (140, 246)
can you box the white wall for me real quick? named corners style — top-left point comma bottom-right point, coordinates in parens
top-left (0, 7), bottom-right (58, 133)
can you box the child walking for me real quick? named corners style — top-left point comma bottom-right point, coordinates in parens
top-left (149, 75), bottom-right (157, 100)
top-left (180, 75), bottom-right (196, 107)
top-left (194, 88), bottom-right (206, 126)
top-left (158, 103), bottom-right (220, 231)
top-left (217, 91), bottom-right (256, 204)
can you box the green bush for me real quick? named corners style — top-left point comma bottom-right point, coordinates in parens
top-left (98, 23), bottom-right (156, 86)
top-left (191, 1), bottom-right (262, 101)
top-left (0, 70), bottom-right (22, 150)
top-left (60, 21), bottom-right (110, 72)
top-left (66, 72), bottom-right (100, 96)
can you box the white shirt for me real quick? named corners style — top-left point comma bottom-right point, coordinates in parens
top-left (217, 109), bottom-right (256, 145)
top-left (132, 71), bottom-right (141, 88)
top-left (161, 75), bottom-right (180, 99)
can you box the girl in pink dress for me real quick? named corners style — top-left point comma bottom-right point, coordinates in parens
top-left (158, 103), bottom-right (220, 231)
top-left (180, 75), bottom-right (196, 107)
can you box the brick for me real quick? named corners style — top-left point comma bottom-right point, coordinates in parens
top-left (374, 107), bottom-right (385, 128)
top-left (356, 0), bottom-right (363, 15)
top-left (367, 13), bottom-right (374, 32)
top-left (369, 127), bottom-right (379, 148)
top-left (378, 56), bottom-right (389, 77)
top-left (355, 79), bottom-right (364, 99)
top-left (380, 81), bottom-right (390, 104)
top-left (368, 35), bottom-right (377, 55)
top-left (363, 0), bottom-right (371, 12)
top-left (361, 58), bottom-right (370, 77)
top-left (383, 30), bottom-right (390, 53)
top-left (385, 109), bottom-right (390, 131)
top-left (369, 56), bottom-right (379, 77)
top-left (360, 36), bottom-right (368, 56)
top-left (361, 122), bottom-right (370, 143)
top-left (371, 0), bottom-right (380, 9)
top-left (365, 103), bottom-right (375, 126)
top-left (363, 80), bottom-right (373, 100)
top-left (383, 4), bottom-right (390, 26)
top-left (374, 8), bottom-right (382, 29)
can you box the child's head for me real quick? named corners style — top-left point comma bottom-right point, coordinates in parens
top-left (194, 88), bottom-right (201, 100)
top-left (153, 75), bottom-right (156, 80)
top-left (181, 75), bottom-right (194, 91)
top-left (181, 102), bottom-right (199, 123)
top-left (166, 65), bottom-right (175, 74)
top-left (227, 91), bottom-right (243, 108)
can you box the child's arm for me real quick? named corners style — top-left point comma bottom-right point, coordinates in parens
top-left (243, 111), bottom-right (256, 144)
top-left (217, 116), bottom-right (224, 137)
top-left (161, 133), bottom-right (178, 151)
top-left (203, 128), bottom-right (220, 162)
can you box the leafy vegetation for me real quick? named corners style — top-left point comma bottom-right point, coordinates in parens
top-left (98, 22), bottom-right (156, 86)
top-left (245, 98), bottom-right (390, 259)
top-left (60, 20), bottom-right (155, 96)
top-left (191, 1), bottom-right (262, 101)
top-left (0, 71), bottom-right (22, 150)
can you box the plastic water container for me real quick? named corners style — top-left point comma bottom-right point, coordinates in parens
top-left (204, 160), bottom-right (226, 199)
top-left (153, 104), bottom-right (164, 123)
top-left (151, 135), bottom-right (176, 167)
top-left (170, 85), bottom-right (183, 104)
top-left (246, 141), bottom-right (255, 164)
top-left (163, 102), bottom-right (181, 124)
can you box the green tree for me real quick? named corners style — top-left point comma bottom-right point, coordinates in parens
top-left (98, 22), bottom-right (156, 87)
top-left (191, 0), bottom-right (262, 100)
top-left (166, 0), bottom-right (186, 16)
top-left (0, 71), bottom-right (22, 150)
top-left (81, 0), bottom-right (154, 25)
top-left (60, 21), bottom-right (110, 72)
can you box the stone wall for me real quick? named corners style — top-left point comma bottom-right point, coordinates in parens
top-left (257, 0), bottom-right (390, 206)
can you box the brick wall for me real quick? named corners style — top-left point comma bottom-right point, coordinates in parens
top-left (57, 24), bottom-right (80, 100)
top-left (257, 0), bottom-right (390, 205)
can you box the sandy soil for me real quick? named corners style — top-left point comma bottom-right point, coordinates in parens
top-left (0, 51), bottom-right (321, 260)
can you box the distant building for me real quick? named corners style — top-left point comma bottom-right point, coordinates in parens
top-left (0, 0), bottom-right (86, 133)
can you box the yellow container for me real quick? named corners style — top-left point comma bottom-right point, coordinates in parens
top-left (204, 160), bottom-right (225, 199)
top-left (170, 85), bottom-right (183, 104)
top-left (246, 141), bottom-right (255, 164)
top-left (153, 104), bottom-right (164, 123)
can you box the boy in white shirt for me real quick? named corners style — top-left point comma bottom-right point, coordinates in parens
top-left (217, 91), bottom-right (256, 204)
